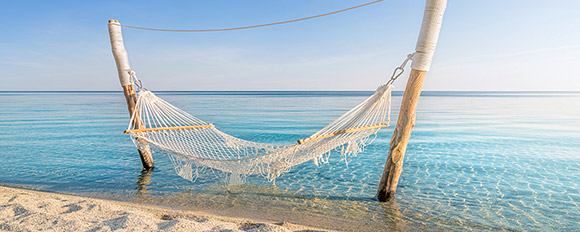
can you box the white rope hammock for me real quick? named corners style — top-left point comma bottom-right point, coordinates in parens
top-left (125, 84), bottom-right (393, 183)
top-left (122, 53), bottom-right (415, 183)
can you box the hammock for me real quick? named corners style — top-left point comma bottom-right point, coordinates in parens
top-left (124, 84), bottom-right (393, 183)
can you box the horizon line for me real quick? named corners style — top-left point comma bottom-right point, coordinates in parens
top-left (1, 90), bottom-right (579, 93)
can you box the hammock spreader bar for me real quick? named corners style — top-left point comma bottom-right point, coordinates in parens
top-left (124, 124), bottom-right (214, 134)
top-left (124, 123), bottom-right (388, 145)
top-left (297, 123), bottom-right (389, 144)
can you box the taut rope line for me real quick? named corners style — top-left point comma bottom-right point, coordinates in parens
top-left (121, 0), bottom-right (385, 32)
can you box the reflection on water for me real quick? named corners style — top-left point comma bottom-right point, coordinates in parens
top-left (0, 91), bottom-right (579, 231)
top-left (136, 168), bottom-right (153, 196)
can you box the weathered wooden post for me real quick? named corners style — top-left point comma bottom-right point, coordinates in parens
top-left (108, 19), bottom-right (155, 169)
top-left (377, 0), bottom-right (446, 201)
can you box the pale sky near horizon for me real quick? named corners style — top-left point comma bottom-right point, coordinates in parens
top-left (0, 0), bottom-right (578, 91)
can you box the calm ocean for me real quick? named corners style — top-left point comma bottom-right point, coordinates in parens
top-left (1, 91), bottom-right (579, 231)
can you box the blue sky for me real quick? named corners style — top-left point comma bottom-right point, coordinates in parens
top-left (0, 0), bottom-right (578, 91)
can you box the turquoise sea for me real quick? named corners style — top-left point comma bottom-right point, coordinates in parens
top-left (1, 91), bottom-right (579, 231)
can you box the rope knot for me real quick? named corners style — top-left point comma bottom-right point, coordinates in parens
top-left (128, 70), bottom-right (145, 90)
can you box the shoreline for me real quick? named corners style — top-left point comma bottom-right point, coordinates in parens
top-left (0, 185), bottom-right (329, 231)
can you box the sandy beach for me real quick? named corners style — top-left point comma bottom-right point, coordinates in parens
top-left (0, 186), bottom-right (328, 232)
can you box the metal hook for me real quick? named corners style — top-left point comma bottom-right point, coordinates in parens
top-left (386, 52), bottom-right (416, 86)
top-left (128, 70), bottom-right (146, 91)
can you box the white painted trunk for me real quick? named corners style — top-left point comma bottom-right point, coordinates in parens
top-left (108, 20), bottom-right (132, 87)
top-left (411, 0), bottom-right (447, 71)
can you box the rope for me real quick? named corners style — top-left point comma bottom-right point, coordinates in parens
top-left (121, 0), bottom-right (384, 32)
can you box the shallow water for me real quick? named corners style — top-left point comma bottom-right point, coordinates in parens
top-left (1, 91), bottom-right (579, 231)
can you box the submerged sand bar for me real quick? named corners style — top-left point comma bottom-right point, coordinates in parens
top-left (0, 186), bottom-right (328, 232)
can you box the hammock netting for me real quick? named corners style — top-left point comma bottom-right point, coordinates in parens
top-left (125, 84), bottom-right (393, 183)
